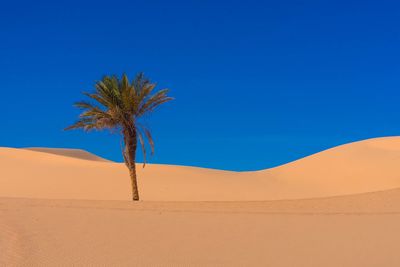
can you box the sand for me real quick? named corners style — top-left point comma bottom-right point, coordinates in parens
top-left (1, 136), bottom-right (400, 266)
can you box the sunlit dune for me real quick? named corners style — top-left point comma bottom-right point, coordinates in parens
top-left (2, 137), bottom-right (400, 266)
top-left (2, 137), bottom-right (400, 201)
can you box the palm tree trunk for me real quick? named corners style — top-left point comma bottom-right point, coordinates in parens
top-left (123, 126), bottom-right (140, 201)
top-left (129, 164), bottom-right (139, 201)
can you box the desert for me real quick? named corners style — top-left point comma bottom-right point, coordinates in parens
top-left (2, 1), bottom-right (399, 265)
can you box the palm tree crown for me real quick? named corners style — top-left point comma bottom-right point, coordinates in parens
top-left (66, 72), bottom-right (173, 165)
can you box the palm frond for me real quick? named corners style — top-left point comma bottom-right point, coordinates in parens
top-left (83, 92), bottom-right (111, 108)
top-left (65, 118), bottom-right (97, 131)
top-left (137, 130), bottom-right (147, 168)
top-left (141, 124), bottom-right (154, 155)
top-left (138, 89), bottom-right (173, 116)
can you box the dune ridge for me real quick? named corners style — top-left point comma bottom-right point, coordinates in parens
top-left (1, 136), bottom-right (400, 201)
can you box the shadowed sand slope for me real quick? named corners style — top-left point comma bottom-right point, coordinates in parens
top-left (1, 136), bottom-right (400, 201)
top-left (24, 147), bottom-right (111, 162)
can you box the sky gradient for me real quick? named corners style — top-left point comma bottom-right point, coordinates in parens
top-left (1, 0), bottom-right (399, 170)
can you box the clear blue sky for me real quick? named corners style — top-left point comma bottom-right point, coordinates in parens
top-left (1, 0), bottom-right (399, 171)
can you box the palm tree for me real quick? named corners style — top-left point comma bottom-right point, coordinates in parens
top-left (66, 73), bottom-right (173, 201)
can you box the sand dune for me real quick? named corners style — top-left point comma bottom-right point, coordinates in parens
top-left (2, 137), bottom-right (400, 266)
top-left (1, 137), bottom-right (400, 201)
